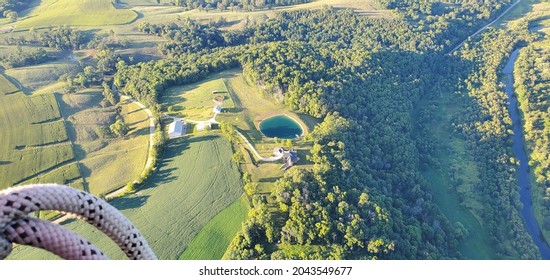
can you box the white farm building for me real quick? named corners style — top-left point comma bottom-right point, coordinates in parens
top-left (168, 119), bottom-right (186, 139)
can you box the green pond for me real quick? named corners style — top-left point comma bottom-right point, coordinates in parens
top-left (259, 115), bottom-right (303, 139)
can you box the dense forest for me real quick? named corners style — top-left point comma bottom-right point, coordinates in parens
top-left (453, 22), bottom-right (539, 258)
top-left (168, 0), bottom-right (310, 11)
top-left (109, 0), bottom-right (544, 259)
top-left (514, 39), bottom-right (550, 232)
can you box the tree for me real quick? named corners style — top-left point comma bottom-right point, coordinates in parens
top-left (244, 182), bottom-right (258, 196)
top-left (3, 10), bottom-right (17, 22)
top-left (102, 82), bottom-right (118, 106)
top-left (232, 150), bottom-right (245, 164)
top-left (110, 118), bottom-right (129, 137)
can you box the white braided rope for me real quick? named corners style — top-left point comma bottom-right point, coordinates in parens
top-left (0, 184), bottom-right (157, 260)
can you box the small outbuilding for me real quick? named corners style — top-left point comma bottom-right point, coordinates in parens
top-left (213, 105), bottom-right (222, 114)
top-left (168, 119), bottom-right (186, 139)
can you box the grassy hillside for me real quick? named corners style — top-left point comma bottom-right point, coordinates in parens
top-left (58, 90), bottom-right (150, 195)
top-left (161, 71), bottom-right (236, 120)
top-left (180, 196), bottom-right (248, 260)
top-left (5, 59), bottom-right (80, 93)
top-left (134, 0), bottom-right (389, 30)
top-left (13, 0), bottom-right (138, 29)
top-left (0, 74), bottom-right (82, 189)
top-left (8, 135), bottom-right (243, 259)
top-left (0, 74), bottom-right (19, 94)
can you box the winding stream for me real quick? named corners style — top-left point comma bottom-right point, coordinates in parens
top-left (503, 49), bottom-right (550, 259)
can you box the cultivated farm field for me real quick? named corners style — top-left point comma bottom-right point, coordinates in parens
top-left (11, 0), bottom-right (138, 30)
top-left (0, 75), bottom-right (82, 190)
top-left (180, 196), bottom-right (248, 260)
top-left (8, 135), bottom-right (243, 259)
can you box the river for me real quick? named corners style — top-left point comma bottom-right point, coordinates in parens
top-left (502, 49), bottom-right (550, 259)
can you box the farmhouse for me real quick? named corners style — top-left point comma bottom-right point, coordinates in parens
top-left (168, 119), bottom-right (186, 139)
top-left (274, 148), bottom-right (299, 170)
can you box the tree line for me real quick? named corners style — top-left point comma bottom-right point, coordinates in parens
top-left (514, 38), bottom-right (550, 233)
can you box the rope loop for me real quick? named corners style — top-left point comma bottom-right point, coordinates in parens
top-left (0, 235), bottom-right (11, 259)
top-left (0, 184), bottom-right (157, 260)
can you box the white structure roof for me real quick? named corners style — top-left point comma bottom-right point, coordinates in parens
top-left (168, 119), bottom-right (186, 138)
top-left (213, 106), bottom-right (222, 114)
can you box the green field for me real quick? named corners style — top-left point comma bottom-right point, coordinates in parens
top-left (11, 0), bottom-right (138, 29)
top-left (179, 196), bottom-right (248, 260)
top-left (134, 0), bottom-right (389, 29)
top-left (0, 73), bottom-right (19, 93)
top-left (417, 94), bottom-right (497, 259)
top-left (58, 90), bottom-right (150, 195)
top-left (0, 75), bottom-right (82, 189)
top-left (161, 71), bottom-right (236, 120)
top-left (5, 59), bottom-right (80, 93)
top-left (8, 135), bottom-right (243, 259)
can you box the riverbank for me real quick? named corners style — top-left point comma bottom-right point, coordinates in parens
top-left (502, 48), bottom-right (550, 259)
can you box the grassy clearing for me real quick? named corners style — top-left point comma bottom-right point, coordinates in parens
top-left (134, 0), bottom-right (389, 30)
top-left (493, 0), bottom-right (547, 28)
top-left (0, 75), bottom-right (80, 189)
top-left (11, 0), bottom-right (138, 30)
top-left (57, 90), bottom-right (149, 195)
top-left (161, 71), bottom-right (236, 120)
top-left (417, 95), bottom-right (496, 259)
top-left (8, 134), bottom-right (243, 259)
top-left (0, 73), bottom-right (19, 94)
top-left (180, 196), bottom-right (248, 260)
top-left (5, 59), bottom-right (80, 93)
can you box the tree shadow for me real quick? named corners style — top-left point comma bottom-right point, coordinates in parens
top-left (258, 177), bottom-right (279, 183)
top-left (225, 107), bottom-right (243, 113)
top-left (111, 194), bottom-right (150, 210)
top-left (128, 126), bottom-right (150, 137)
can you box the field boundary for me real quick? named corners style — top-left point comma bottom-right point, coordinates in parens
top-left (54, 93), bottom-right (88, 192)
top-left (105, 93), bottom-right (155, 199)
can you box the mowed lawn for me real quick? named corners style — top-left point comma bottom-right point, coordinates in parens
top-left (13, 0), bottom-right (138, 29)
top-left (58, 90), bottom-right (150, 195)
top-left (179, 196), bottom-right (248, 260)
top-left (161, 71), bottom-right (236, 120)
top-left (9, 135), bottom-right (243, 259)
top-left (0, 75), bottom-right (81, 190)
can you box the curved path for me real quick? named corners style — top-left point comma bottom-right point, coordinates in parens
top-left (235, 131), bottom-right (282, 162)
top-left (106, 94), bottom-right (156, 199)
top-left (447, 0), bottom-right (522, 54)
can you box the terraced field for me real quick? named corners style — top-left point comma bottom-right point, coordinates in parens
top-left (8, 135), bottom-right (243, 259)
top-left (12, 0), bottom-right (138, 29)
top-left (0, 74), bottom-right (83, 190)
